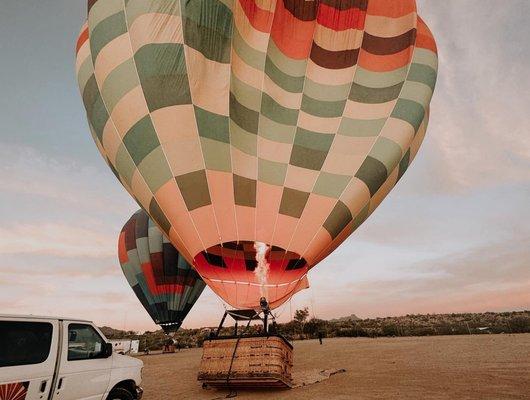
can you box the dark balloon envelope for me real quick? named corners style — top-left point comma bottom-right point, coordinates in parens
top-left (118, 210), bottom-right (205, 332)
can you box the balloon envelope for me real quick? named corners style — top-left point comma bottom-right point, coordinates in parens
top-left (77, 0), bottom-right (437, 310)
top-left (118, 210), bottom-right (206, 331)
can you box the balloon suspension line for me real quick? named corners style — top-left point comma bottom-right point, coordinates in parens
top-left (271, 299), bottom-right (289, 320)
top-left (216, 317), bottom-right (253, 400)
top-left (310, 285), bottom-right (317, 320)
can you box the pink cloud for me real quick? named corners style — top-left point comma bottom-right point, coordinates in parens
top-left (0, 223), bottom-right (116, 257)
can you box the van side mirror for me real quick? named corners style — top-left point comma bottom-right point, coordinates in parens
top-left (102, 342), bottom-right (113, 358)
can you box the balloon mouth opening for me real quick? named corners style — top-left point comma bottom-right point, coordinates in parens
top-left (159, 321), bottom-right (182, 333)
top-left (193, 241), bottom-right (309, 309)
top-left (193, 241), bottom-right (308, 273)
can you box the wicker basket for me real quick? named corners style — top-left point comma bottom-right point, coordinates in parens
top-left (198, 335), bottom-right (293, 388)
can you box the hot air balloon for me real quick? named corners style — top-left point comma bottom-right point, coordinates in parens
top-left (76, 0), bottom-right (437, 311)
top-left (118, 210), bottom-right (206, 332)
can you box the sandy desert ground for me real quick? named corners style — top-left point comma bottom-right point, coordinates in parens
top-left (137, 334), bottom-right (530, 399)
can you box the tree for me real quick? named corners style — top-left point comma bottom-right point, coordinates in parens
top-left (509, 316), bottom-right (530, 333)
top-left (294, 307), bottom-right (309, 324)
top-left (305, 318), bottom-right (327, 338)
top-left (293, 307), bottom-right (310, 336)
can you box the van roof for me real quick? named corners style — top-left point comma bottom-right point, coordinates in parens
top-left (0, 314), bottom-right (92, 323)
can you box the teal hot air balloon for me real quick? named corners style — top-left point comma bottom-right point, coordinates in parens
top-left (118, 210), bottom-right (206, 332)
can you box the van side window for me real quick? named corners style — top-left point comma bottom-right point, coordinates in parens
top-left (0, 321), bottom-right (53, 367)
top-left (67, 324), bottom-right (105, 361)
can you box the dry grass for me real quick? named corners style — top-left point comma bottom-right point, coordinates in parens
top-left (137, 334), bottom-right (530, 399)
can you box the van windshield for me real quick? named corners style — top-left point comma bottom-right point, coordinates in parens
top-left (0, 321), bottom-right (53, 367)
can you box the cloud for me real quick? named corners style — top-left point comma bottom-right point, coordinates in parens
top-left (352, 183), bottom-right (530, 254)
top-left (0, 254), bottom-right (121, 279)
top-left (0, 222), bottom-right (116, 257)
top-left (311, 236), bottom-right (530, 319)
top-left (0, 144), bottom-right (136, 217)
top-left (0, 143), bottom-right (138, 259)
top-left (413, 1), bottom-right (530, 193)
top-left (359, 238), bottom-right (530, 293)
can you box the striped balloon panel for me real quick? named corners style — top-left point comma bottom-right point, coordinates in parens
top-left (117, 210), bottom-right (206, 330)
top-left (0, 382), bottom-right (28, 400)
top-left (77, 0), bottom-right (437, 309)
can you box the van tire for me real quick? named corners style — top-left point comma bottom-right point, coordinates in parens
top-left (107, 387), bottom-right (134, 400)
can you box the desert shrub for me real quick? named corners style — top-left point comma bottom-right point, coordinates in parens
top-left (509, 316), bottom-right (530, 333)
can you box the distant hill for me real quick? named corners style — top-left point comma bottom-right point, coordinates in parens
top-left (329, 314), bottom-right (361, 323)
top-left (100, 326), bottom-right (137, 339)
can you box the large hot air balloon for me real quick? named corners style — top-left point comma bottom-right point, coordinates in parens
top-left (77, 0), bottom-right (437, 310)
top-left (118, 210), bottom-right (206, 332)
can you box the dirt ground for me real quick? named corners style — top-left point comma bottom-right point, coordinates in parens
top-left (137, 334), bottom-right (530, 399)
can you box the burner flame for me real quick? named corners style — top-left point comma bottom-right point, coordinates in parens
top-left (254, 241), bottom-right (270, 298)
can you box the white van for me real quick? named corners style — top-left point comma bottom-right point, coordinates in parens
top-left (0, 315), bottom-right (143, 400)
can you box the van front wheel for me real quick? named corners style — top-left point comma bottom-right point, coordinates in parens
top-left (107, 387), bottom-right (134, 400)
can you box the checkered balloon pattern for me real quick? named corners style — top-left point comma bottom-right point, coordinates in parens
top-left (118, 210), bottom-right (206, 331)
top-left (77, 0), bottom-right (437, 310)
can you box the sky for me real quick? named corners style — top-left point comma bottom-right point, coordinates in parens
top-left (0, 1), bottom-right (529, 332)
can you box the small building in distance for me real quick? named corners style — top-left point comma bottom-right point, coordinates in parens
top-left (108, 339), bottom-right (140, 355)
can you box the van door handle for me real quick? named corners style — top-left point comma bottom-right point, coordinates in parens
top-left (40, 380), bottom-right (47, 392)
top-left (57, 378), bottom-right (63, 389)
